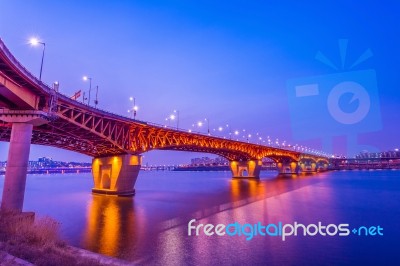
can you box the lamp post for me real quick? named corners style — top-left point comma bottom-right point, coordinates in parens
top-left (169, 114), bottom-right (176, 128)
top-left (174, 110), bottom-right (180, 129)
top-left (234, 130), bottom-right (239, 140)
top-left (195, 119), bottom-right (209, 134)
top-left (169, 110), bottom-right (180, 129)
top-left (83, 76), bottom-right (92, 105)
top-left (194, 121), bottom-right (203, 133)
top-left (29, 38), bottom-right (46, 81)
top-left (129, 97), bottom-right (138, 119)
top-left (94, 86), bottom-right (99, 108)
top-left (225, 124), bottom-right (232, 139)
top-left (204, 118), bottom-right (210, 135)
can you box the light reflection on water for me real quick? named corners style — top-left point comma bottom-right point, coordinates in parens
top-left (0, 170), bottom-right (399, 265)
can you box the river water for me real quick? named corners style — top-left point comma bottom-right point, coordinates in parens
top-left (0, 170), bottom-right (399, 265)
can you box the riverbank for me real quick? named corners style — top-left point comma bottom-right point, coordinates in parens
top-left (0, 168), bottom-right (91, 175)
top-left (0, 211), bottom-right (130, 266)
top-left (173, 165), bottom-right (230, 171)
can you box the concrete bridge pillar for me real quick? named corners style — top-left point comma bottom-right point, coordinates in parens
top-left (317, 163), bottom-right (329, 172)
top-left (1, 123), bottom-right (32, 211)
top-left (0, 110), bottom-right (50, 212)
top-left (230, 159), bottom-right (262, 179)
top-left (277, 161), bottom-right (299, 175)
top-left (298, 161), bottom-right (317, 173)
top-left (92, 154), bottom-right (141, 196)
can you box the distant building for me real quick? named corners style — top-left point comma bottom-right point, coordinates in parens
top-left (0, 158), bottom-right (91, 170)
top-left (190, 156), bottom-right (228, 166)
top-left (355, 149), bottom-right (400, 159)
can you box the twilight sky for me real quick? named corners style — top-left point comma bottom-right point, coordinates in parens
top-left (0, 0), bottom-right (399, 164)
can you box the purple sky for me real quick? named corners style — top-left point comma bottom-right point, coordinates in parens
top-left (0, 1), bottom-right (399, 164)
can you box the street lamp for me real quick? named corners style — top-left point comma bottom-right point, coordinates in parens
top-left (133, 105), bottom-right (138, 119)
top-left (29, 37), bottom-right (45, 81)
top-left (129, 97), bottom-right (138, 119)
top-left (175, 110), bottom-right (180, 129)
top-left (169, 110), bottom-right (179, 129)
top-left (194, 119), bottom-right (209, 134)
top-left (234, 130), bottom-right (239, 141)
top-left (83, 76), bottom-right (92, 105)
top-left (94, 86), bottom-right (99, 108)
top-left (204, 118), bottom-right (210, 134)
top-left (165, 117), bottom-right (170, 127)
top-left (225, 124), bottom-right (232, 139)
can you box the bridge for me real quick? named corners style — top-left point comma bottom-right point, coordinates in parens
top-left (0, 38), bottom-right (330, 211)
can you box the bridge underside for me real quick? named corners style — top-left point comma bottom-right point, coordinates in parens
top-left (0, 121), bottom-right (291, 162)
top-left (1, 116), bottom-right (330, 192)
top-left (0, 122), bottom-right (328, 199)
top-left (0, 119), bottom-right (125, 157)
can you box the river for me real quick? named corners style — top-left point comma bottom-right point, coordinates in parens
top-left (1, 170), bottom-right (399, 265)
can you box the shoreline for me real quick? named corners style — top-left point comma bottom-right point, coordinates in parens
top-left (0, 168), bottom-right (91, 175)
top-left (0, 211), bottom-right (132, 266)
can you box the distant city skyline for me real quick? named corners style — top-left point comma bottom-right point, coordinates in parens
top-left (1, 1), bottom-right (399, 164)
top-left (0, 156), bottom-right (91, 168)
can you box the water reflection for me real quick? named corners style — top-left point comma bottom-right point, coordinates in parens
top-left (151, 172), bottom-right (339, 265)
top-left (3, 170), bottom-right (397, 264)
top-left (82, 194), bottom-right (145, 257)
top-left (230, 178), bottom-right (263, 198)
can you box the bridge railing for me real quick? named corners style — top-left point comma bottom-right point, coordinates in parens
top-left (0, 38), bottom-right (54, 95)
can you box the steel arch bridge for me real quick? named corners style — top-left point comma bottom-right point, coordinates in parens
top-left (0, 38), bottom-right (329, 210)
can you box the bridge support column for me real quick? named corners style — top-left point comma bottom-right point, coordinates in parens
top-left (0, 110), bottom-right (50, 212)
top-left (298, 161), bottom-right (317, 173)
top-left (230, 159), bottom-right (261, 179)
top-left (277, 161), bottom-right (299, 175)
top-left (1, 123), bottom-right (32, 211)
top-left (92, 154), bottom-right (141, 196)
top-left (317, 163), bottom-right (329, 172)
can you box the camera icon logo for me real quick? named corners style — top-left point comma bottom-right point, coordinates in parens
top-left (327, 80), bottom-right (370, 125)
top-left (287, 40), bottom-right (382, 155)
